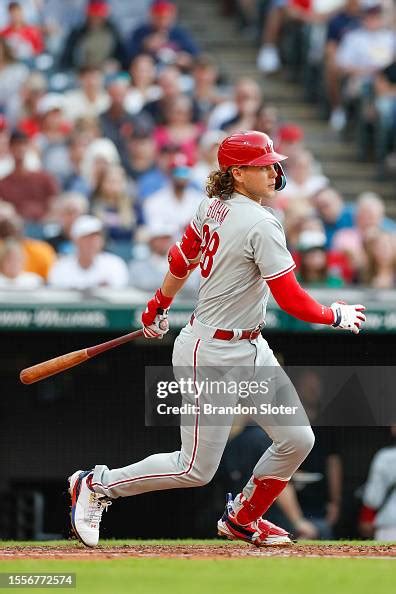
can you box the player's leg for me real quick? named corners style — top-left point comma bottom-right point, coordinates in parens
top-left (90, 326), bottom-right (237, 497)
top-left (69, 326), bottom-right (236, 546)
top-left (218, 338), bottom-right (314, 545)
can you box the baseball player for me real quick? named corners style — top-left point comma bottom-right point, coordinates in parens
top-left (69, 131), bottom-right (366, 547)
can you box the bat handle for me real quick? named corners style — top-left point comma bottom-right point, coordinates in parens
top-left (20, 349), bottom-right (89, 385)
top-left (86, 329), bottom-right (144, 357)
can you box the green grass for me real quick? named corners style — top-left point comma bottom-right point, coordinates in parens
top-left (0, 541), bottom-right (394, 594)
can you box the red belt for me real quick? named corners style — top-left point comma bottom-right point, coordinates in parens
top-left (189, 314), bottom-right (262, 341)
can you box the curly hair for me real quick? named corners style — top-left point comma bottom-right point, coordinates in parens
top-left (206, 169), bottom-right (235, 199)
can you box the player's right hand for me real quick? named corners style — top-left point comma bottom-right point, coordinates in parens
top-left (330, 302), bottom-right (366, 334)
top-left (141, 289), bottom-right (172, 339)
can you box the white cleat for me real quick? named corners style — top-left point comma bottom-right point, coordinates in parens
top-left (69, 470), bottom-right (112, 547)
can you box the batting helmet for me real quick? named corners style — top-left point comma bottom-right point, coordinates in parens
top-left (217, 130), bottom-right (287, 191)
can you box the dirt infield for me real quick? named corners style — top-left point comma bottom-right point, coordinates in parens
top-left (1, 543), bottom-right (396, 560)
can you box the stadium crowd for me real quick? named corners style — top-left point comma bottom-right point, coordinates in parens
top-left (0, 0), bottom-right (395, 292)
top-left (230, 0), bottom-right (396, 170)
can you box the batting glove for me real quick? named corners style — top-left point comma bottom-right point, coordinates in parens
top-left (141, 289), bottom-right (172, 339)
top-left (330, 302), bottom-right (366, 334)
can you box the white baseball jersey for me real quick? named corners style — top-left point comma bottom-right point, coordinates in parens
top-left (192, 193), bottom-right (296, 329)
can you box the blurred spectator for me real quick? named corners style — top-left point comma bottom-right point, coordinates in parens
top-left (296, 229), bottom-right (344, 287)
top-left (73, 115), bottom-right (101, 143)
top-left (0, 37), bottom-right (29, 121)
top-left (190, 130), bottom-right (226, 191)
top-left (125, 53), bottom-right (161, 115)
top-left (0, 0), bottom-right (42, 28)
top-left (275, 123), bottom-right (305, 162)
top-left (100, 72), bottom-right (153, 167)
top-left (283, 198), bottom-right (315, 249)
top-left (325, 0), bottom-right (361, 131)
top-left (9, 70), bottom-right (47, 134)
top-left (0, 199), bottom-right (56, 279)
top-left (359, 426), bottom-right (396, 541)
top-left (63, 66), bottom-right (110, 122)
top-left (129, 223), bottom-right (199, 296)
top-left (0, 117), bottom-right (41, 179)
top-left (256, 0), bottom-right (283, 74)
top-left (254, 103), bottom-right (280, 137)
top-left (43, 191), bottom-right (89, 255)
top-left (143, 154), bottom-right (203, 239)
top-left (80, 136), bottom-right (120, 190)
top-left (232, 0), bottom-right (259, 34)
top-left (360, 230), bottom-right (396, 289)
top-left (0, 237), bottom-right (43, 288)
top-left (128, 0), bottom-right (199, 69)
top-left (221, 78), bottom-right (262, 133)
top-left (207, 77), bottom-right (261, 131)
top-left (312, 186), bottom-right (354, 247)
top-left (143, 65), bottom-right (199, 124)
top-left (62, 132), bottom-right (92, 195)
top-left (0, 1), bottom-right (44, 60)
top-left (191, 54), bottom-right (223, 123)
top-left (91, 164), bottom-right (136, 241)
top-left (48, 214), bottom-right (129, 289)
top-left (59, 0), bottom-right (127, 71)
top-left (256, 0), bottom-right (340, 75)
top-left (276, 149), bottom-right (329, 209)
top-left (124, 129), bottom-right (165, 200)
top-left (34, 93), bottom-right (72, 181)
top-left (332, 192), bottom-right (396, 268)
top-left (153, 94), bottom-right (204, 163)
top-left (0, 129), bottom-right (58, 223)
top-left (40, 0), bottom-right (87, 56)
top-left (333, 3), bottom-right (394, 132)
top-left (374, 55), bottom-right (396, 165)
top-left (0, 117), bottom-right (12, 178)
top-left (288, 211), bottom-right (353, 283)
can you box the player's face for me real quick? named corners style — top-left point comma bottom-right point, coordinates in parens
top-left (232, 165), bottom-right (278, 203)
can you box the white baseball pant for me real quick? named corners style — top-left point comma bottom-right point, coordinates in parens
top-left (92, 320), bottom-right (314, 498)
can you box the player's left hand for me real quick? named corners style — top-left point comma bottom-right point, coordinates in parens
top-left (330, 301), bottom-right (366, 334)
top-left (141, 289), bottom-right (172, 339)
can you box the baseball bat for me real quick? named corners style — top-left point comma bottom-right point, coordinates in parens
top-left (19, 329), bottom-right (144, 385)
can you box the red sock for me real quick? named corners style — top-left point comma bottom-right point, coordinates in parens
top-left (233, 476), bottom-right (288, 525)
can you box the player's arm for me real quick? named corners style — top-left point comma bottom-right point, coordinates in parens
top-left (141, 222), bottom-right (202, 338)
top-left (267, 270), bottom-right (366, 333)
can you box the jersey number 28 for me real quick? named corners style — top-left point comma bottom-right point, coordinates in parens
top-left (200, 224), bottom-right (220, 278)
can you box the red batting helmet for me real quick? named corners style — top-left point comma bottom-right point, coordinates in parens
top-left (217, 130), bottom-right (287, 190)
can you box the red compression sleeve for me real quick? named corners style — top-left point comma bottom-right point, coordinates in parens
top-left (267, 271), bottom-right (335, 325)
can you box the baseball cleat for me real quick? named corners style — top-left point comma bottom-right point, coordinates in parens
top-left (217, 493), bottom-right (292, 547)
top-left (69, 469), bottom-right (112, 547)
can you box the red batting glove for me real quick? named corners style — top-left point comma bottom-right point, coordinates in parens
top-left (141, 289), bottom-right (173, 338)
